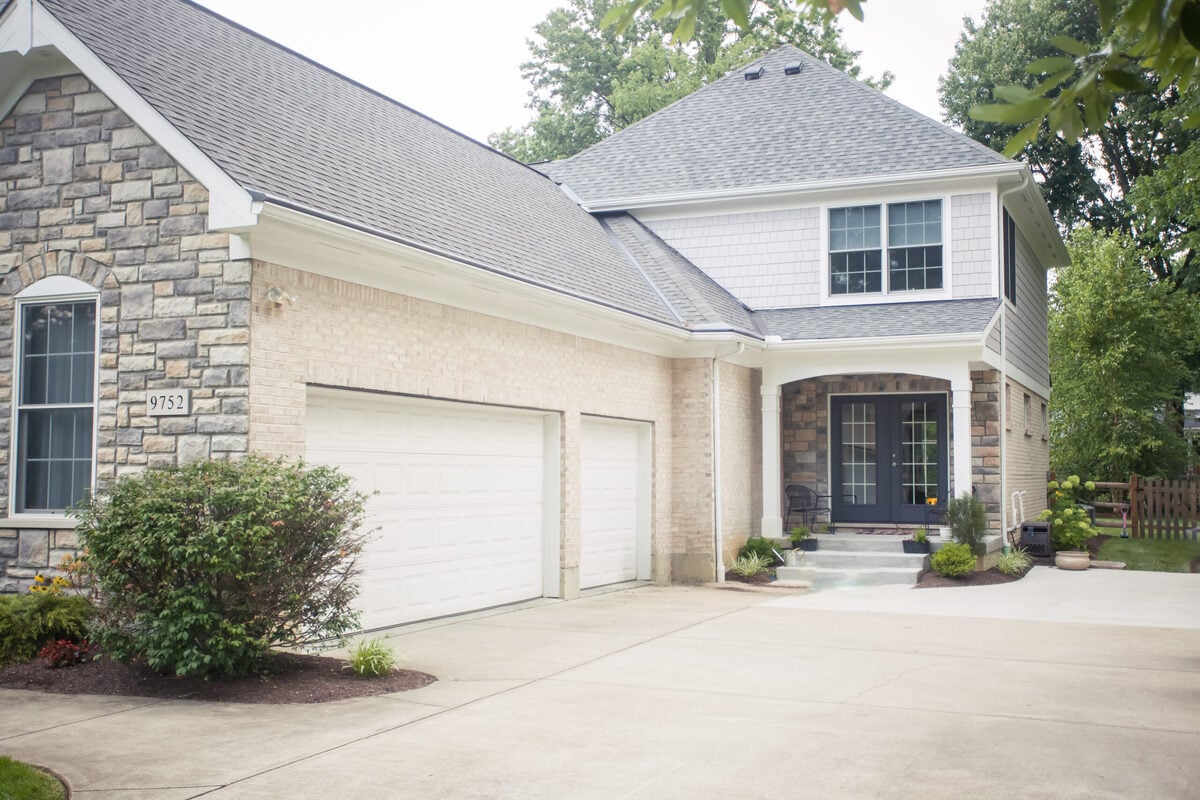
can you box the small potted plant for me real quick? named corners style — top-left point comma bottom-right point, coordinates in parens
top-left (902, 528), bottom-right (931, 553)
top-left (789, 525), bottom-right (818, 551)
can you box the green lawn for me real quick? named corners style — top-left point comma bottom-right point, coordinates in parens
top-left (0, 757), bottom-right (65, 800)
top-left (1095, 532), bottom-right (1200, 572)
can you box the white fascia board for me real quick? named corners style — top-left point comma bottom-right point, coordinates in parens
top-left (766, 331), bottom-right (983, 353)
top-left (250, 202), bottom-right (769, 360)
top-left (1002, 167), bottom-right (1068, 268)
top-left (1005, 362), bottom-right (1051, 400)
top-left (580, 163), bottom-right (1023, 215)
top-left (18, 2), bottom-right (256, 230)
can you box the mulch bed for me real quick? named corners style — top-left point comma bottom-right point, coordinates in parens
top-left (723, 570), bottom-right (774, 584)
top-left (915, 565), bottom-right (1032, 589)
top-left (0, 651), bottom-right (436, 704)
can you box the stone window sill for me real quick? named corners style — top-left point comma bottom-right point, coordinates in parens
top-left (0, 517), bottom-right (80, 530)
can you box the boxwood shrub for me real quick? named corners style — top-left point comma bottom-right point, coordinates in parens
top-left (74, 456), bottom-right (370, 678)
top-left (930, 542), bottom-right (977, 577)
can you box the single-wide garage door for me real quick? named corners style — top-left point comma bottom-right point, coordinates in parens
top-left (306, 390), bottom-right (548, 629)
top-left (580, 417), bottom-right (647, 589)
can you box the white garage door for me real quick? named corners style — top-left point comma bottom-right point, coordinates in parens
top-left (580, 417), bottom-right (647, 589)
top-left (306, 390), bottom-right (548, 629)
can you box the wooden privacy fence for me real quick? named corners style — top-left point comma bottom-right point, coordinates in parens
top-left (1085, 477), bottom-right (1200, 540)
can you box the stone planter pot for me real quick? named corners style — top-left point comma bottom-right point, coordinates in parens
top-left (793, 539), bottom-right (818, 552)
top-left (902, 540), bottom-right (931, 554)
top-left (1054, 550), bottom-right (1090, 570)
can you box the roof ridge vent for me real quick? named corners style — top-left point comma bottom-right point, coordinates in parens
top-left (784, 62), bottom-right (803, 76)
top-left (744, 65), bottom-right (766, 81)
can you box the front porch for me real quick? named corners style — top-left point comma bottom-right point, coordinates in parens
top-left (760, 362), bottom-right (1003, 540)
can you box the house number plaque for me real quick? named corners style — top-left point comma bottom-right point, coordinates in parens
top-left (147, 389), bottom-right (191, 417)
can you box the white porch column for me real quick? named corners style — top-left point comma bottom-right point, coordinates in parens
top-left (760, 382), bottom-right (784, 538)
top-left (951, 375), bottom-right (973, 501)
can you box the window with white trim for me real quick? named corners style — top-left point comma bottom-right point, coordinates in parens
top-left (13, 282), bottom-right (98, 514)
top-left (828, 200), bottom-right (943, 296)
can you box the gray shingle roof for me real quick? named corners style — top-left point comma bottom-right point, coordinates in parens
top-left (40, 0), bottom-right (678, 325)
top-left (599, 215), bottom-right (758, 334)
top-left (757, 299), bottom-right (1000, 341)
top-left (541, 46), bottom-right (1010, 205)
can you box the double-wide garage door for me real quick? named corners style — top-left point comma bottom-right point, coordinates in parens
top-left (306, 390), bottom-right (649, 629)
top-left (306, 390), bottom-right (549, 630)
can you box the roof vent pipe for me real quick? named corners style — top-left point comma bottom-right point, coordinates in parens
top-left (784, 62), bottom-right (803, 75)
top-left (744, 65), bottom-right (766, 80)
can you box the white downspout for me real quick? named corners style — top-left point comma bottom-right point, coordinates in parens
top-left (996, 172), bottom-right (1030, 553)
top-left (712, 342), bottom-right (745, 582)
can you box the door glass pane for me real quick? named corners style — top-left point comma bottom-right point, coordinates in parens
top-left (841, 402), bottom-right (876, 505)
top-left (901, 400), bottom-right (939, 506)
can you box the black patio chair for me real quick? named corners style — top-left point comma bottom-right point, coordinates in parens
top-left (784, 484), bottom-right (832, 532)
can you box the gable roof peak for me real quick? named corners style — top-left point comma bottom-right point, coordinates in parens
top-left (543, 43), bottom-right (1011, 205)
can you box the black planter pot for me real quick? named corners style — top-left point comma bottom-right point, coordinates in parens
top-left (794, 539), bottom-right (818, 551)
top-left (902, 540), bottom-right (931, 554)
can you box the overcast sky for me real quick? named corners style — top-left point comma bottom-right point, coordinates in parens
top-left (192, 0), bottom-right (989, 144)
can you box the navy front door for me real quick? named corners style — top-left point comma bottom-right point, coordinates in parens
top-left (831, 394), bottom-right (948, 524)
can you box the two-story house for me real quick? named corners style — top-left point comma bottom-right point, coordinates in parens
top-left (0, 0), bottom-right (1065, 628)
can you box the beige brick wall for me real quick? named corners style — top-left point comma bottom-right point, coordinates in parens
top-left (248, 261), bottom-right (724, 588)
top-left (1004, 376), bottom-right (1050, 528)
top-left (719, 361), bottom-right (761, 565)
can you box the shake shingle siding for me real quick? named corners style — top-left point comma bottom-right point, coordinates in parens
top-left (39, 0), bottom-right (678, 325)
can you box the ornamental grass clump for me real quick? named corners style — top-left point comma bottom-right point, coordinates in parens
top-left (997, 547), bottom-right (1033, 576)
top-left (73, 456), bottom-right (371, 678)
top-left (1039, 475), bottom-right (1096, 552)
top-left (346, 638), bottom-right (398, 677)
top-left (730, 553), bottom-right (771, 578)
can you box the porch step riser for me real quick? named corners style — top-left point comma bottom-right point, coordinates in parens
top-left (800, 552), bottom-right (929, 569)
top-left (803, 535), bottom-right (931, 553)
top-left (776, 565), bottom-right (925, 588)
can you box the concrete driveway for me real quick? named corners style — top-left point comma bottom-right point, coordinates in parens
top-left (2, 567), bottom-right (1199, 799)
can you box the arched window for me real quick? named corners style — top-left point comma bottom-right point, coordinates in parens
top-left (12, 276), bottom-right (99, 514)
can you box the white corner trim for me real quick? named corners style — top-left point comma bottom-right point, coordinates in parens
top-left (25, 1), bottom-right (257, 230)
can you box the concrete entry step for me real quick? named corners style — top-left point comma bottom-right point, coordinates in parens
top-left (775, 564), bottom-right (926, 589)
top-left (806, 533), bottom-right (915, 552)
top-left (802, 550), bottom-right (929, 570)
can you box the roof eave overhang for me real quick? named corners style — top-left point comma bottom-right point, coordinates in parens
top-left (574, 162), bottom-right (1025, 213)
top-left (251, 200), bottom-right (768, 361)
top-left (0, 0), bottom-right (257, 230)
top-left (763, 331), bottom-right (984, 353)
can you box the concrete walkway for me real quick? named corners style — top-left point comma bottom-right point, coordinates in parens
top-left (2, 572), bottom-right (1199, 799)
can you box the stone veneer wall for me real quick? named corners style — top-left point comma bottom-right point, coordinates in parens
top-left (971, 370), bottom-right (1003, 531)
top-left (246, 261), bottom-right (723, 589)
top-left (781, 372), bottom-right (1005, 531)
top-left (781, 374), bottom-right (952, 508)
top-left (0, 75), bottom-right (250, 591)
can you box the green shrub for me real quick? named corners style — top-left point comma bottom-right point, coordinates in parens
top-left (997, 547), bottom-right (1033, 576)
top-left (945, 492), bottom-right (988, 552)
top-left (730, 553), bottom-right (771, 577)
top-left (346, 638), bottom-right (397, 677)
top-left (0, 593), bottom-right (94, 667)
top-left (930, 542), bottom-right (977, 577)
top-left (788, 525), bottom-right (811, 543)
top-left (737, 537), bottom-right (780, 562)
top-left (913, 528), bottom-right (928, 543)
top-left (73, 455), bottom-right (370, 678)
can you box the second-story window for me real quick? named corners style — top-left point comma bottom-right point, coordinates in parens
top-left (829, 200), bottom-right (943, 296)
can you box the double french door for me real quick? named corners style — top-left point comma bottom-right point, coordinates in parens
top-left (831, 394), bottom-right (947, 524)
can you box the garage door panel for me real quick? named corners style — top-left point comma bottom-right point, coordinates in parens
top-left (306, 391), bottom-right (547, 628)
top-left (580, 419), bottom-right (645, 589)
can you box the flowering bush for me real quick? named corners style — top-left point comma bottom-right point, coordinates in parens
top-left (1039, 475), bottom-right (1096, 551)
